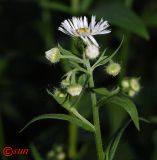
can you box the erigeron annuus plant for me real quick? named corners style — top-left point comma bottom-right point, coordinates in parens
top-left (21, 16), bottom-right (143, 160)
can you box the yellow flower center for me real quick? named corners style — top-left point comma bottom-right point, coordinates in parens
top-left (77, 28), bottom-right (90, 33)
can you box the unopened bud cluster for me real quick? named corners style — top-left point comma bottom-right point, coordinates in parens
top-left (121, 77), bottom-right (140, 97)
top-left (53, 79), bottom-right (82, 97)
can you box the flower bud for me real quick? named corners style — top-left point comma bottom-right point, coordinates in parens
top-left (67, 84), bottom-right (82, 96)
top-left (45, 47), bottom-right (60, 63)
top-left (121, 79), bottom-right (129, 89)
top-left (85, 44), bottom-right (100, 59)
top-left (106, 62), bottom-right (121, 76)
top-left (130, 78), bottom-right (140, 92)
top-left (61, 79), bottom-right (70, 88)
top-left (128, 89), bottom-right (136, 97)
top-left (54, 89), bottom-right (66, 98)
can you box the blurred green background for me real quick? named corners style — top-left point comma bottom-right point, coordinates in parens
top-left (0, 0), bottom-right (157, 160)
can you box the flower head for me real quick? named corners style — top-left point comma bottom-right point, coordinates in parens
top-left (121, 77), bottom-right (141, 97)
top-left (67, 84), bottom-right (82, 96)
top-left (58, 16), bottom-right (111, 47)
top-left (85, 44), bottom-right (100, 59)
top-left (45, 47), bottom-right (60, 63)
top-left (106, 62), bottom-right (121, 76)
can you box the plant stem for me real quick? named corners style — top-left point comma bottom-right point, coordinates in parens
top-left (68, 123), bottom-right (78, 159)
top-left (88, 69), bottom-right (104, 160)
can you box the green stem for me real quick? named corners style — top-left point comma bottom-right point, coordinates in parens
top-left (68, 123), bottom-right (78, 159)
top-left (88, 67), bottom-right (104, 160)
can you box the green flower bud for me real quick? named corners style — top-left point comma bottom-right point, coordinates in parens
top-left (128, 89), bottom-right (136, 97)
top-left (61, 79), bottom-right (70, 88)
top-left (130, 78), bottom-right (140, 92)
top-left (67, 84), bottom-right (82, 96)
top-left (45, 47), bottom-right (60, 63)
top-left (54, 89), bottom-right (66, 98)
top-left (106, 62), bottom-right (121, 76)
top-left (121, 79), bottom-right (130, 89)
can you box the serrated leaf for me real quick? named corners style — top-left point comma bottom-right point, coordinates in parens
top-left (20, 114), bottom-right (94, 133)
top-left (106, 96), bottom-right (140, 130)
top-left (91, 3), bottom-right (149, 40)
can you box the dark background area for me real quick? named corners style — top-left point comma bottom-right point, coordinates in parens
top-left (0, 0), bottom-right (157, 160)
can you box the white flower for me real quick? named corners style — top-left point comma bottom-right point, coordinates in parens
top-left (85, 44), bottom-right (100, 59)
top-left (106, 62), bottom-right (121, 76)
top-left (67, 84), bottom-right (82, 96)
top-left (58, 15), bottom-right (111, 47)
top-left (45, 47), bottom-right (60, 63)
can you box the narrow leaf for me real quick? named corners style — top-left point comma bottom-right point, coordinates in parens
top-left (105, 120), bottom-right (131, 160)
top-left (20, 114), bottom-right (94, 133)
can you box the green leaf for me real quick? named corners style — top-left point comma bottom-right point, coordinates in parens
top-left (30, 143), bottom-right (43, 160)
top-left (20, 114), bottom-right (94, 133)
top-left (105, 120), bottom-right (131, 160)
top-left (94, 37), bottom-right (123, 69)
top-left (106, 95), bottom-right (140, 130)
top-left (58, 44), bottom-right (84, 64)
top-left (91, 3), bottom-right (149, 40)
top-left (93, 88), bottom-right (110, 96)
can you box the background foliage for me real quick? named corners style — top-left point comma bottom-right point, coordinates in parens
top-left (0, 0), bottom-right (157, 159)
